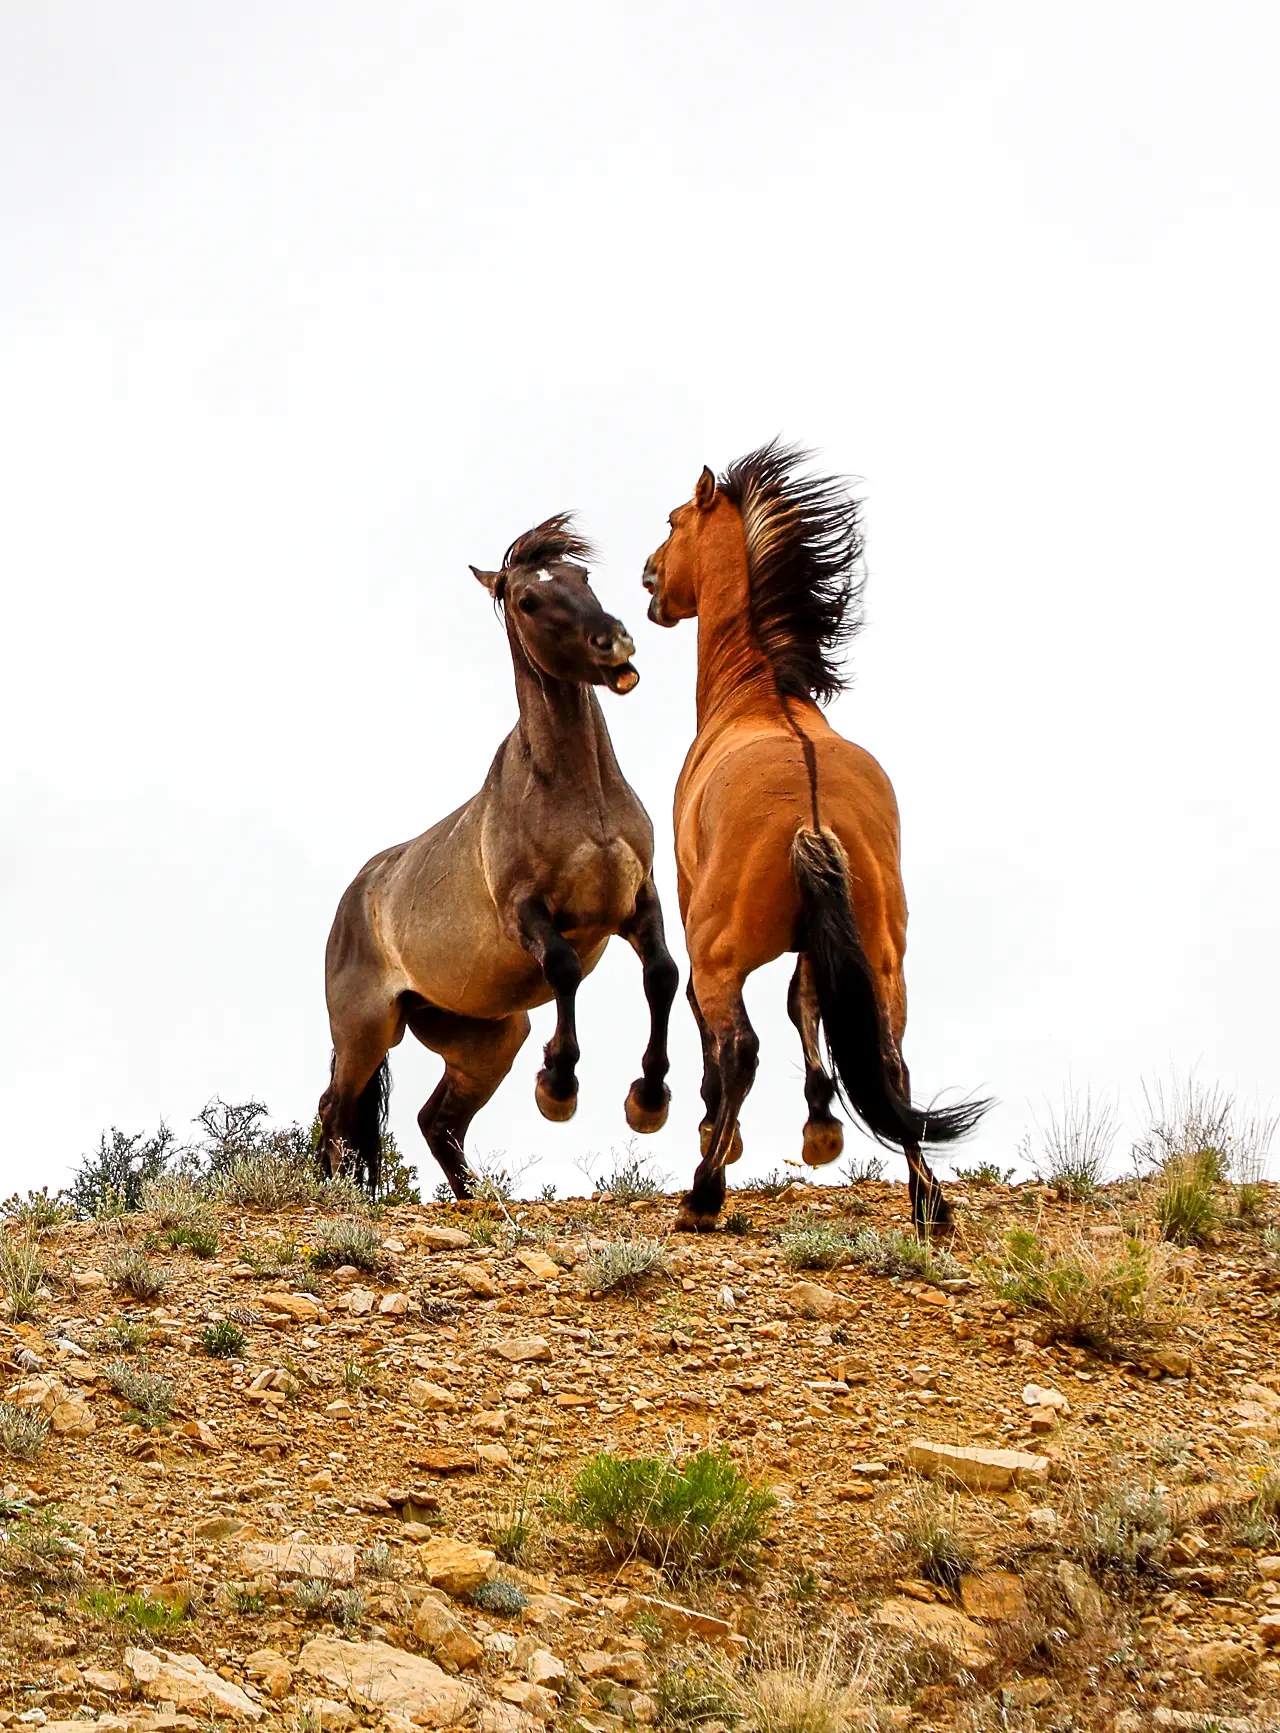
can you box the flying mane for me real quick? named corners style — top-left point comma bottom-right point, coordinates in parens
top-left (719, 440), bottom-right (864, 705)
top-left (502, 513), bottom-right (596, 572)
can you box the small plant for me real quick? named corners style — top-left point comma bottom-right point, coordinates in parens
top-left (293, 1266), bottom-right (323, 1296)
top-left (779, 1214), bottom-right (854, 1271)
top-left (653, 1649), bottom-right (740, 1733)
top-left (2, 1188), bottom-right (73, 1233)
top-left (563, 1447), bottom-right (775, 1580)
top-left (849, 1226), bottom-right (963, 1286)
top-left (788, 1568), bottom-right (819, 1602)
top-left (722, 1210), bottom-right (752, 1235)
top-left (0, 1401), bottom-right (49, 1462)
top-left (750, 1167), bottom-right (806, 1196)
top-left (100, 1315), bottom-right (147, 1354)
top-left (165, 1223), bottom-right (220, 1258)
top-left (328, 1587), bottom-right (366, 1631)
top-left (81, 1586), bottom-right (188, 1634)
top-left (1157, 1150), bottom-right (1220, 1246)
top-left (1079, 1480), bottom-right (1173, 1578)
top-left (1026, 1088), bottom-right (1117, 1200)
top-left (897, 1485), bottom-right (974, 1593)
top-left (201, 1321), bottom-right (247, 1359)
top-left (982, 1226), bottom-right (1182, 1353)
top-left (308, 1219), bottom-right (388, 1276)
top-left (470, 1577), bottom-right (529, 1615)
top-left (581, 1238), bottom-right (671, 1293)
top-left (600, 1146), bottom-right (665, 1202)
top-left (229, 1584), bottom-right (267, 1614)
top-left (214, 1149), bottom-right (323, 1211)
top-left (295, 1578), bottom-right (332, 1614)
top-left (360, 1541), bottom-right (397, 1580)
top-left (952, 1162), bottom-right (1016, 1187)
top-left (839, 1153), bottom-right (887, 1185)
top-left (0, 1505), bottom-right (84, 1583)
top-left (0, 1235), bottom-right (45, 1320)
top-left (105, 1246), bottom-right (168, 1302)
top-left (538, 1182), bottom-right (558, 1202)
top-left (71, 1124), bottom-right (176, 1217)
top-left (140, 1173), bottom-right (207, 1229)
top-left (341, 1353), bottom-right (368, 1394)
top-left (105, 1358), bottom-right (174, 1427)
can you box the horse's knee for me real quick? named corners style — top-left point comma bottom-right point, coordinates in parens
top-left (645, 954), bottom-right (680, 1006)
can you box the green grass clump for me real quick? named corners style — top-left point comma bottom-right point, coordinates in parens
top-left (1026, 1090), bottom-right (1116, 1200)
top-left (653, 1650), bottom-right (740, 1733)
top-left (81, 1587), bottom-right (189, 1634)
top-left (848, 1227), bottom-right (963, 1286)
top-left (308, 1218), bottom-right (388, 1275)
top-left (201, 1321), bottom-right (247, 1359)
top-left (99, 1316), bottom-right (147, 1354)
top-left (581, 1238), bottom-right (671, 1293)
top-left (0, 1235), bottom-right (45, 1320)
top-left (140, 1173), bottom-right (207, 1229)
top-left (952, 1162), bottom-right (1016, 1187)
top-left (779, 1213), bottom-right (855, 1271)
top-left (105, 1246), bottom-right (168, 1302)
top-left (0, 1401), bottom-right (49, 1462)
top-left (562, 1447), bottom-right (775, 1581)
top-left (898, 1487), bottom-right (975, 1593)
top-left (1157, 1150), bottom-right (1220, 1246)
top-left (984, 1227), bottom-right (1181, 1353)
top-left (105, 1358), bottom-right (174, 1427)
top-left (600, 1151), bottom-right (664, 1202)
top-left (165, 1223), bottom-right (219, 1258)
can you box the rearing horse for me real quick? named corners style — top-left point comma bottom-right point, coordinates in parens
top-left (319, 515), bottom-right (679, 1196)
top-left (642, 442), bottom-right (987, 1232)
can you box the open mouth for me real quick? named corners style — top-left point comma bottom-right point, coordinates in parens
top-left (601, 660), bottom-right (639, 695)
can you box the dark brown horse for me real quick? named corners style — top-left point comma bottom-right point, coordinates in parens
top-left (319, 516), bottom-right (678, 1195)
top-left (642, 443), bottom-right (988, 1232)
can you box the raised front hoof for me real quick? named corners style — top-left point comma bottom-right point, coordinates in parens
top-left (699, 1122), bottom-right (744, 1165)
top-left (674, 1195), bottom-right (722, 1234)
top-left (801, 1118), bottom-right (845, 1167)
top-left (625, 1081), bottom-right (670, 1134)
top-left (536, 1074), bottom-right (578, 1123)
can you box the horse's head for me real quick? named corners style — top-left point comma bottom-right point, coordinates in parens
top-left (641, 465), bottom-right (719, 626)
top-left (472, 515), bottom-right (639, 694)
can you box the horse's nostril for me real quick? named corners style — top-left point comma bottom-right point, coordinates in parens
top-left (591, 631), bottom-right (613, 651)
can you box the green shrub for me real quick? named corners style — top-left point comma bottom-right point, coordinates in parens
top-left (983, 1227), bottom-right (1180, 1353)
top-left (839, 1154), bottom-right (887, 1185)
top-left (214, 1148), bottom-right (323, 1211)
top-left (722, 1211), bottom-right (752, 1235)
top-left (581, 1238), bottom-right (670, 1293)
top-left (105, 1359), bottom-right (174, 1427)
top-left (140, 1173), bottom-right (207, 1229)
top-left (470, 1578), bottom-right (529, 1615)
top-left (952, 1162), bottom-right (1016, 1187)
top-left (0, 1235), bottom-right (45, 1320)
top-left (1157, 1150), bottom-right (1220, 1246)
top-left (166, 1223), bottom-right (219, 1258)
top-left (105, 1247), bottom-right (168, 1302)
top-left (71, 1126), bottom-right (176, 1217)
top-left (99, 1316), bottom-right (147, 1354)
top-left (600, 1150), bottom-right (664, 1202)
top-left (308, 1219), bottom-right (387, 1276)
top-left (81, 1587), bottom-right (188, 1634)
top-left (563, 1447), bottom-right (775, 1580)
top-left (201, 1321), bottom-right (247, 1359)
top-left (848, 1227), bottom-right (963, 1286)
top-left (0, 1401), bottom-right (49, 1462)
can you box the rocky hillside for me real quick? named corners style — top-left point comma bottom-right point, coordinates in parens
top-left (2, 1170), bottom-right (1280, 1733)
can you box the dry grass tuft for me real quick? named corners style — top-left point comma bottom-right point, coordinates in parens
top-left (982, 1223), bottom-right (1188, 1353)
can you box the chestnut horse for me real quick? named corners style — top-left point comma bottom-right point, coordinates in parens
top-left (319, 516), bottom-right (679, 1195)
top-left (642, 443), bottom-right (987, 1231)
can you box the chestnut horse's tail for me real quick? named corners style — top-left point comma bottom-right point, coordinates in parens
top-left (791, 828), bottom-right (987, 1147)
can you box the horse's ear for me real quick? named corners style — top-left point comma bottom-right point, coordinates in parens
top-left (470, 564), bottom-right (501, 593)
top-left (694, 465), bottom-right (717, 511)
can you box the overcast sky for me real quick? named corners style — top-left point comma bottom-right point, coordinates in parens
top-left (2, 1), bottom-right (1277, 1202)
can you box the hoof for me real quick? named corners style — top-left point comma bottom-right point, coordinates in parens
top-left (801, 1117), bottom-right (844, 1167)
top-left (699, 1122), bottom-right (744, 1164)
top-left (625, 1081), bottom-right (670, 1134)
top-left (674, 1200), bottom-right (721, 1234)
top-left (536, 1074), bottom-right (578, 1123)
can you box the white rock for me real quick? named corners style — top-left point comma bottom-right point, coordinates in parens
top-left (1021, 1383), bottom-right (1070, 1413)
top-left (125, 1647), bottom-right (264, 1721)
top-left (297, 1636), bottom-right (470, 1725)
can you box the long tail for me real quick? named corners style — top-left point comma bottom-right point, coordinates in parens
top-left (791, 828), bottom-right (988, 1146)
top-left (351, 1056), bottom-right (391, 1194)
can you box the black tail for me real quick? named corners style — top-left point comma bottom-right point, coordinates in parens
top-left (791, 828), bottom-right (988, 1147)
top-left (351, 1056), bottom-right (391, 1195)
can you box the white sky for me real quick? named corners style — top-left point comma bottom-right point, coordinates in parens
top-left (2, 1), bottom-right (1277, 1201)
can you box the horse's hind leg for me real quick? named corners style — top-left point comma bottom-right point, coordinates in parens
top-left (688, 981), bottom-right (743, 1166)
top-left (319, 1001), bottom-right (402, 1185)
top-left (621, 876), bottom-right (679, 1134)
top-left (407, 1003), bottom-right (531, 1199)
top-left (516, 898), bottom-right (583, 1123)
top-left (787, 954), bottom-right (844, 1168)
top-left (895, 1053), bottom-right (952, 1233)
top-left (676, 964), bottom-right (758, 1232)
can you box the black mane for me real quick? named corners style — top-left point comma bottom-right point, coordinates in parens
top-left (502, 513), bottom-right (595, 572)
top-left (720, 440), bottom-right (864, 704)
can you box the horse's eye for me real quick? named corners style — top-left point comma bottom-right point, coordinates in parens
top-left (516, 592), bottom-right (540, 615)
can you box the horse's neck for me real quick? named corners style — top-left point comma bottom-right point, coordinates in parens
top-left (694, 536), bottom-right (777, 729)
top-left (509, 637), bottom-right (609, 788)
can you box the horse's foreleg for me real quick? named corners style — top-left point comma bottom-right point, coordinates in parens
top-left (516, 899), bottom-right (583, 1123)
top-left (410, 1008), bottom-right (531, 1199)
top-left (621, 876), bottom-right (679, 1133)
top-left (675, 964), bottom-right (758, 1232)
top-left (787, 954), bottom-right (844, 1168)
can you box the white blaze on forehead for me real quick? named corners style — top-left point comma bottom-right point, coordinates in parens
top-left (536, 569), bottom-right (555, 582)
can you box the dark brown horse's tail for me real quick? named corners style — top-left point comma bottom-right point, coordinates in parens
top-left (350, 1055), bottom-right (390, 1194)
top-left (791, 828), bottom-right (987, 1147)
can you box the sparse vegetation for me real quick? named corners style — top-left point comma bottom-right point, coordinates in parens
top-left (848, 1226), bottom-right (964, 1286)
top-left (166, 1222), bottom-right (220, 1258)
top-left (1025, 1088), bottom-right (1117, 1199)
top-left (599, 1146), bottom-right (665, 1202)
top-left (1, 1188), bottom-right (73, 1233)
top-left (201, 1320), bottom-right (247, 1358)
top-left (328, 1587), bottom-right (367, 1630)
top-left (0, 1401), bottom-right (49, 1462)
top-left (105, 1245), bottom-right (168, 1301)
top-left (104, 1358), bottom-right (174, 1427)
top-left (653, 1648), bottom-right (740, 1733)
top-left (214, 1148), bottom-right (324, 1211)
top-left (722, 1210), bottom-right (753, 1235)
top-left (952, 1161), bottom-right (1016, 1187)
top-left (360, 1540), bottom-right (397, 1579)
top-left (896, 1484), bottom-right (974, 1592)
top-left (581, 1237), bottom-right (671, 1292)
top-left (839, 1153), bottom-right (887, 1185)
top-left (99, 1315), bottom-right (147, 1355)
top-left (470, 1578), bottom-right (529, 1615)
top-left (0, 1505), bottom-right (84, 1584)
top-left (748, 1167), bottom-right (807, 1197)
top-left (0, 1234), bottom-right (46, 1319)
top-left (140, 1172), bottom-right (207, 1228)
top-left (982, 1226), bottom-right (1183, 1352)
top-left (1078, 1479), bottom-right (1174, 1578)
top-left (81, 1586), bottom-right (189, 1634)
top-left (308, 1218), bottom-right (388, 1275)
top-left (1156, 1149), bottom-right (1220, 1245)
top-left (779, 1213), bottom-right (855, 1270)
top-left (562, 1447), bottom-right (775, 1580)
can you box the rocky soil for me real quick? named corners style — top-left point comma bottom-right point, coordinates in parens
top-left (3, 1175), bottom-right (1280, 1733)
